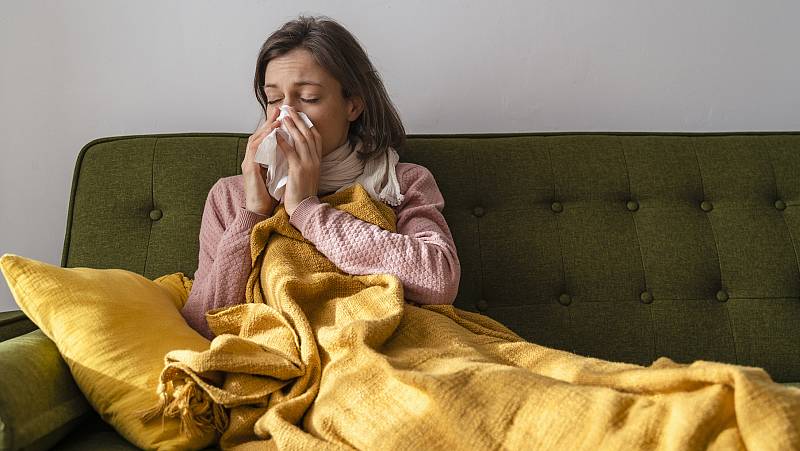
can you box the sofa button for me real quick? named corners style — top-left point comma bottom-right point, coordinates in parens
top-left (715, 289), bottom-right (729, 302)
top-left (700, 200), bottom-right (713, 212)
top-left (558, 293), bottom-right (571, 306)
top-left (626, 200), bottom-right (639, 212)
top-left (476, 299), bottom-right (488, 312)
top-left (639, 290), bottom-right (653, 304)
top-left (774, 199), bottom-right (787, 211)
top-left (472, 206), bottom-right (485, 217)
top-left (149, 209), bottom-right (163, 221)
top-left (551, 201), bottom-right (563, 213)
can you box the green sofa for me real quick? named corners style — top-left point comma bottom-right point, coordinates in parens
top-left (2, 131), bottom-right (799, 449)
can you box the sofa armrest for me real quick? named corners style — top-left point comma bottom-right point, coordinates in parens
top-left (0, 329), bottom-right (92, 450)
top-left (0, 310), bottom-right (37, 343)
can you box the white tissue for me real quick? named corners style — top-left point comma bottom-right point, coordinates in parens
top-left (253, 105), bottom-right (314, 197)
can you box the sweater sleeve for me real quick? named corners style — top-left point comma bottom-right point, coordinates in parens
top-left (180, 179), bottom-right (268, 339)
top-left (288, 165), bottom-right (461, 305)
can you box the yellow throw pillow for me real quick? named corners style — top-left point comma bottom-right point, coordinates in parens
top-left (0, 254), bottom-right (216, 450)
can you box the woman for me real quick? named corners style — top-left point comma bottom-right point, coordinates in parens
top-left (181, 15), bottom-right (461, 340)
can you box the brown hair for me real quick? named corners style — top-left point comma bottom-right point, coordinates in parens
top-left (253, 15), bottom-right (406, 161)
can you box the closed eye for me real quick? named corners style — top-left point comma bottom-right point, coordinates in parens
top-left (267, 98), bottom-right (319, 105)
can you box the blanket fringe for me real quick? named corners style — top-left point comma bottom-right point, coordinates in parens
top-left (137, 378), bottom-right (229, 438)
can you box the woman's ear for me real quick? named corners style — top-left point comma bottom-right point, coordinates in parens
top-left (346, 95), bottom-right (365, 122)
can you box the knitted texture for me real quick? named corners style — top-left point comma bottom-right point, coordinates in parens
top-left (180, 163), bottom-right (460, 339)
top-left (147, 183), bottom-right (800, 450)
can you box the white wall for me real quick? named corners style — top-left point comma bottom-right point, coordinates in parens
top-left (1, 0), bottom-right (799, 312)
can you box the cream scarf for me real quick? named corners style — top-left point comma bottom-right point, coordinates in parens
top-left (263, 136), bottom-right (405, 207)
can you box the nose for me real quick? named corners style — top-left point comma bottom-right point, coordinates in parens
top-left (281, 97), bottom-right (301, 111)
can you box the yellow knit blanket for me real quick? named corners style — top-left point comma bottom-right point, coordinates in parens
top-left (144, 183), bottom-right (800, 450)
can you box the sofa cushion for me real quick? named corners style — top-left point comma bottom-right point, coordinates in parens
top-left (0, 329), bottom-right (91, 451)
top-left (0, 254), bottom-right (216, 450)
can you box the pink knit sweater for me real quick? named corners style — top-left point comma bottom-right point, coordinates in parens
top-left (180, 162), bottom-right (461, 339)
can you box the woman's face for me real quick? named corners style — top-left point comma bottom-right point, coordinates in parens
top-left (263, 48), bottom-right (363, 156)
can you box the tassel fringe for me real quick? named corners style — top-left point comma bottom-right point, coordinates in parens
top-left (137, 377), bottom-right (229, 438)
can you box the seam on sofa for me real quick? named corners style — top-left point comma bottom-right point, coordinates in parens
top-left (723, 302), bottom-right (739, 364)
top-left (691, 141), bottom-right (738, 363)
top-left (691, 142), bottom-right (724, 289)
top-left (74, 131), bottom-right (800, 141)
top-left (764, 148), bottom-right (800, 280)
top-left (486, 296), bottom-right (797, 308)
top-left (619, 140), bottom-right (656, 362)
top-left (406, 132), bottom-right (800, 139)
top-left (545, 145), bottom-right (568, 301)
top-left (142, 138), bottom-right (158, 276)
top-left (470, 148), bottom-right (486, 307)
top-left (65, 131), bottom-right (800, 147)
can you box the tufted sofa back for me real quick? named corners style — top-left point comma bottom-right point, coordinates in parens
top-left (63, 132), bottom-right (800, 382)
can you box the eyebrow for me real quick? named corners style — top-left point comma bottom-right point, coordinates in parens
top-left (264, 80), bottom-right (323, 88)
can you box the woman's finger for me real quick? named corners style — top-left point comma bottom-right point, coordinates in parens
top-left (310, 126), bottom-right (322, 160)
top-left (281, 113), bottom-right (311, 163)
top-left (261, 107), bottom-right (283, 137)
top-left (292, 109), bottom-right (318, 161)
top-left (261, 119), bottom-right (282, 139)
top-left (266, 106), bottom-right (281, 129)
top-left (250, 123), bottom-right (276, 148)
top-left (276, 132), bottom-right (298, 166)
top-left (246, 119), bottom-right (282, 161)
top-left (251, 109), bottom-right (280, 141)
top-left (287, 107), bottom-right (314, 143)
top-left (248, 108), bottom-right (281, 148)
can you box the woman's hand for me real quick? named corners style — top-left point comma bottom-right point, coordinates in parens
top-left (276, 106), bottom-right (323, 216)
top-left (242, 107), bottom-right (282, 216)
